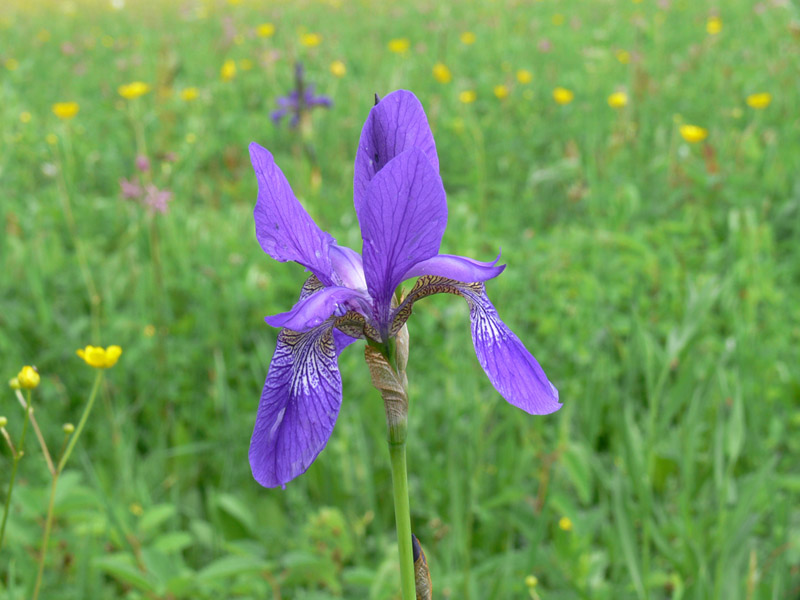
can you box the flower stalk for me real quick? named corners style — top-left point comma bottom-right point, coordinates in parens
top-left (0, 400), bottom-right (31, 551)
top-left (32, 370), bottom-right (103, 600)
top-left (365, 325), bottom-right (415, 600)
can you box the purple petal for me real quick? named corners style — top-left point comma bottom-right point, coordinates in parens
top-left (358, 148), bottom-right (447, 330)
top-left (354, 90), bottom-right (440, 214)
top-left (329, 245), bottom-right (367, 292)
top-left (460, 285), bottom-right (561, 415)
top-left (402, 253), bottom-right (505, 283)
top-left (250, 325), bottom-right (342, 488)
top-left (250, 143), bottom-right (335, 285)
top-left (270, 108), bottom-right (288, 124)
top-left (265, 285), bottom-right (366, 331)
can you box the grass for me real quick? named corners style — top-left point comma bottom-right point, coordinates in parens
top-left (1, 0), bottom-right (799, 598)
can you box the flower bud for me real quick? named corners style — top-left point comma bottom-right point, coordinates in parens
top-left (17, 365), bottom-right (40, 389)
top-left (63, 423), bottom-right (75, 434)
top-left (525, 575), bottom-right (538, 588)
top-left (9, 377), bottom-right (20, 390)
top-left (0, 416), bottom-right (7, 428)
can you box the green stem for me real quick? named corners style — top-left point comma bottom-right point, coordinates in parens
top-left (389, 441), bottom-right (415, 600)
top-left (0, 406), bottom-right (30, 550)
top-left (32, 371), bottom-right (103, 599)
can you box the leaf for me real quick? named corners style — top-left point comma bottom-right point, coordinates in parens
top-left (153, 531), bottom-right (194, 554)
top-left (197, 555), bottom-right (274, 583)
top-left (93, 554), bottom-right (156, 592)
top-left (214, 493), bottom-right (257, 537)
top-left (138, 504), bottom-right (176, 534)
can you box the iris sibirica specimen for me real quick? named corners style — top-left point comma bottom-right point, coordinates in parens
top-left (249, 90), bottom-right (560, 598)
top-left (271, 62), bottom-right (332, 128)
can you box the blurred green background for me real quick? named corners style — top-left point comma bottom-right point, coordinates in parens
top-left (1, 0), bottom-right (799, 598)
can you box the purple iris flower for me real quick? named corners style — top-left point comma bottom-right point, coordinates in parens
top-left (271, 63), bottom-right (332, 128)
top-left (250, 90), bottom-right (561, 488)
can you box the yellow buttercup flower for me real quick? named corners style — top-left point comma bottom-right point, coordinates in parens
top-left (608, 91), bottom-right (628, 108)
top-left (558, 516), bottom-right (573, 531)
top-left (300, 32), bottom-right (322, 47)
top-left (52, 102), bottom-right (80, 120)
top-left (388, 38), bottom-right (410, 53)
top-left (516, 69), bottom-right (533, 84)
top-left (20, 111), bottom-right (32, 124)
top-left (679, 124), bottom-right (708, 143)
top-left (5, 58), bottom-right (19, 71)
top-left (553, 86), bottom-right (574, 105)
top-left (460, 31), bottom-right (476, 45)
top-left (706, 16), bottom-right (722, 35)
top-left (76, 345), bottom-right (122, 369)
top-left (494, 84), bottom-right (509, 100)
top-left (746, 92), bottom-right (771, 109)
top-left (432, 62), bottom-right (452, 84)
top-left (221, 59), bottom-right (237, 81)
top-left (330, 60), bottom-right (346, 77)
top-left (459, 90), bottom-right (476, 104)
top-left (118, 81), bottom-right (150, 100)
top-left (615, 49), bottom-right (631, 64)
top-left (257, 22), bottom-right (275, 38)
top-left (180, 87), bottom-right (199, 101)
top-left (17, 366), bottom-right (40, 389)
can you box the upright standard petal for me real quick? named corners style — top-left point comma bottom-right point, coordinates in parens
top-left (354, 90), bottom-right (439, 213)
top-left (251, 143), bottom-right (335, 285)
top-left (358, 148), bottom-right (447, 330)
top-left (249, 323), bottom-right (342, 488)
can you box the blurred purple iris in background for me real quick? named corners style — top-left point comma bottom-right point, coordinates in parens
top-left (271, 62), bottom-right (332, 128)
top-left (249, 90), bottom-right (561, 488)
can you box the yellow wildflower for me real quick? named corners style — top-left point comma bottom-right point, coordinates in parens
top-left (257, 22), bottom-right (275, 38)
top-left (239, 58), bottom-right (253, 71)
top-left (553, 87), bottom-right (574, 105)
top-left (558, 516), bottom-right (573, 531)
top-left (516, 69), bottom-right (533, 84)
top-left (20, 111), bottom-right (32, 124)
top-left (388, 38), bottom-right (410, 53)
top-left (494, 84), bottom-right (509, 100)
top-left (52, 102), bottom-right (80, 120)
top-left (17, 366), bottom-right (40, 389)
top-left (679, 124), bottom-right (708, 143)
top-left (608, 91), bottom-right (628, 108)
top-left (615, 49), bottom-right (631, 64)
top-left (460, 31), bottom-right (476, 45)
top-left (180, 87), bottom-right (199, 101)
top-left (46, 133), bottom-right (58, 145)
top-left (330, 60), bottom-right (346, 77)
top-left (300, 33), bottom-right (322, 47)
top-left (459, 90), bottom-right (476, 104)
top-left (432, 62), bottom-right (452, 84)
top-left (117, 81), bottom-right (150, 100)
top-left (76, 345), bottom-right (122, 369)
top-left (221, 59), bottom-right (237, 81)
top-left (706, 16), bottom-right (722, 35)
top-left (552, 13), bottom-right (565, 26)
top-left (746, 92), bottom-right (771, 109)
top-left (5, 58), bottom-right (19, 71)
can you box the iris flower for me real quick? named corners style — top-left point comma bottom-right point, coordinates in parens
top-left (250, 90), bottom-right (561, 488)
top-left (271, 63), bottom-right (332, 128)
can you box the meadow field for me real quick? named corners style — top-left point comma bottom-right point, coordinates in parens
top-left (1, 0), bottom-right (799, 598)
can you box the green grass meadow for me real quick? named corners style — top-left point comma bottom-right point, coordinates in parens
top-left (2, 0), bottom-right (800, 598)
